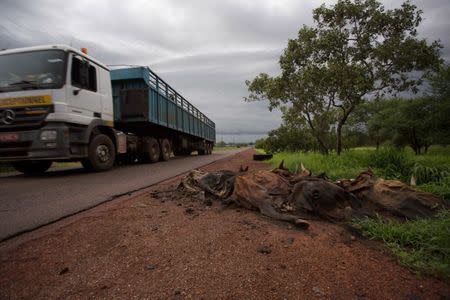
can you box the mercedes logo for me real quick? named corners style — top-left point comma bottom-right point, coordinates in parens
top-left (0, 109), bottom-right (16, 125)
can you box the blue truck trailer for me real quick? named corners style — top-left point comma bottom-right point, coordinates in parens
top-left (111, 66), bottom-right (215, 157)
top-left (0, 45), bottom-right (215, 174)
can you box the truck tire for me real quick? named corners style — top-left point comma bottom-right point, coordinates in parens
top-left (160, 139), bottom-right (171, 161)
top-left (82, 134), bottom-right (116, 172)
top-left (198, 149), bottom-right (206, 155)
top-left (13, 160), bottom-right (52, 175)
top-left (140, 137), bottom-right (160, 163)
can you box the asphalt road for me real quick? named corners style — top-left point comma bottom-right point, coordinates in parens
top-left (0, 149), bottom-right (245, 240)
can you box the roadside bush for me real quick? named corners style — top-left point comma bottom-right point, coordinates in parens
top-left (254, 138), bottom-right (266, 150)
top-left (352, 210), bottom-right (450, 279)
top-left (367, 147), bottom-right (411, 180)
top-left (411, 163), bottom-right (450, 185)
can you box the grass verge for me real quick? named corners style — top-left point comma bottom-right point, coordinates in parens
top-left (352, 211), bottom-right (450, 280)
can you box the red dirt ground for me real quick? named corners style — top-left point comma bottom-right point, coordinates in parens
top-left (0, 149), bottom-right (449, 299)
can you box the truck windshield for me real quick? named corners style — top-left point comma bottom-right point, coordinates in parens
top-left (0, 50), bottom-right (67, 92)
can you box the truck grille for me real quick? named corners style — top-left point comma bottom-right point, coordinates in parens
top-left (0, 106), bottom-right (52, 132)
top-left (0, 141), bottom-right (32, 158)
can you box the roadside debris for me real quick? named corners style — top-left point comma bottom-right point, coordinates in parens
top-left (257, 245), bottom-right (272, 254)
top-left (145, 264), bottom-right (157, 270)
top-left (58, 267), bottom-right (69, 275)
top-left (164, 160), bottom-right (448, 229)
top-left (253, 153), bottom-right (273, 161)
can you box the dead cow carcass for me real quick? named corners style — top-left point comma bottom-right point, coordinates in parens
top-left (288, 177), bottom-right (362, 220)
top-left (180, 169), bottom-right (237, 199)
top-left (230, 170), bottom-right (310, 228)
top-left (339, 170), bottom-right (447, 219)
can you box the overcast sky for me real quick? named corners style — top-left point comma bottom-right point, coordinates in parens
top-left (1, 0), bottom-right (449, 137)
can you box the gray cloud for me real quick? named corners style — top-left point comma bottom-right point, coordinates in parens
top-left (1, 0), bottom-right (449, 138)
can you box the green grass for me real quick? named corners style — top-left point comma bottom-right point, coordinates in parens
top-left (270, 147), bottom-right (374, 180)
top-left (352, 211), bottom-right (450, 280)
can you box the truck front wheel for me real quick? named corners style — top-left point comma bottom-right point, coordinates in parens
top-left (13, 160), bottom-right (52, 175)
top-left (82, 134), bottom-right (116, 172)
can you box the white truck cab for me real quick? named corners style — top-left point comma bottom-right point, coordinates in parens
top-left (0, 44), bottom-right (215, 175)
top-left (0, 45), bottom-right (118, 173)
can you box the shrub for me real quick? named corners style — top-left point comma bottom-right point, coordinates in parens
top-left (367, 147), bottom-right (411, 179)
top-left (411, 163), bottom-right (450, 185)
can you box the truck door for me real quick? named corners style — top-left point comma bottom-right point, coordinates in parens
top-left (66, 53), bottom-right (102, 122)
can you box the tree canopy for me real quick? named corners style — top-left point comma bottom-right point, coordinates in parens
top-left (246, 0), bottom-right (442, 155)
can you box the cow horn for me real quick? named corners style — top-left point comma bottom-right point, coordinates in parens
top-left (294, 164), bottom-right (299, 174)
top-left (301, 162), bottom-right (306, 172)
top-left (278, 160), bottom-right (284, 170)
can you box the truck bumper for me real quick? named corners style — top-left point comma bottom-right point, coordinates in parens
top-left (0, 123), bottom-right (79, 162)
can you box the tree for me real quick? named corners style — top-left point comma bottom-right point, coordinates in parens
top-left (366, 97), bottom-right (449, 154)
top-left (428, 63), bottom-right (450, 99)
top-left (255, 107), bottom-right (320, 153)
top-left (245, 0), bottom-right (442, 155)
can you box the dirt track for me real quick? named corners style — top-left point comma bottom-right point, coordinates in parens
top-left (0, 149), bottom-right (449, 299)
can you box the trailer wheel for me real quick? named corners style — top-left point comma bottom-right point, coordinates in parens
top-left (82, 134), bottom-right (116, 172)
top-left (141, 137), bottom-right (160, 163)
top-left (198, 149), bottom-right (206, 155)
top-left (160, 139), bottom-right (171, 161)
top-left (13, 160), bottom-right (52, 176)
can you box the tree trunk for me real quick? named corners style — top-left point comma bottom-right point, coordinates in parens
top-left (409, 128), bottom-right (421, 155)
top-left (304, 113), bottom-right (329, 154)
top-left (336, 122), bottom-right (343, 155)
top-left (335, 105), bottom-right (355, 156)
top-left (316, 136), bottom-right (329, 155)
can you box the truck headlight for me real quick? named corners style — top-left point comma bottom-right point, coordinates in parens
top-left (40, 130), bottom-right (57, 141)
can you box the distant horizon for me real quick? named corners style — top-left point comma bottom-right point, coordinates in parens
top-left (216, 133), bottom-right (267, 143)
